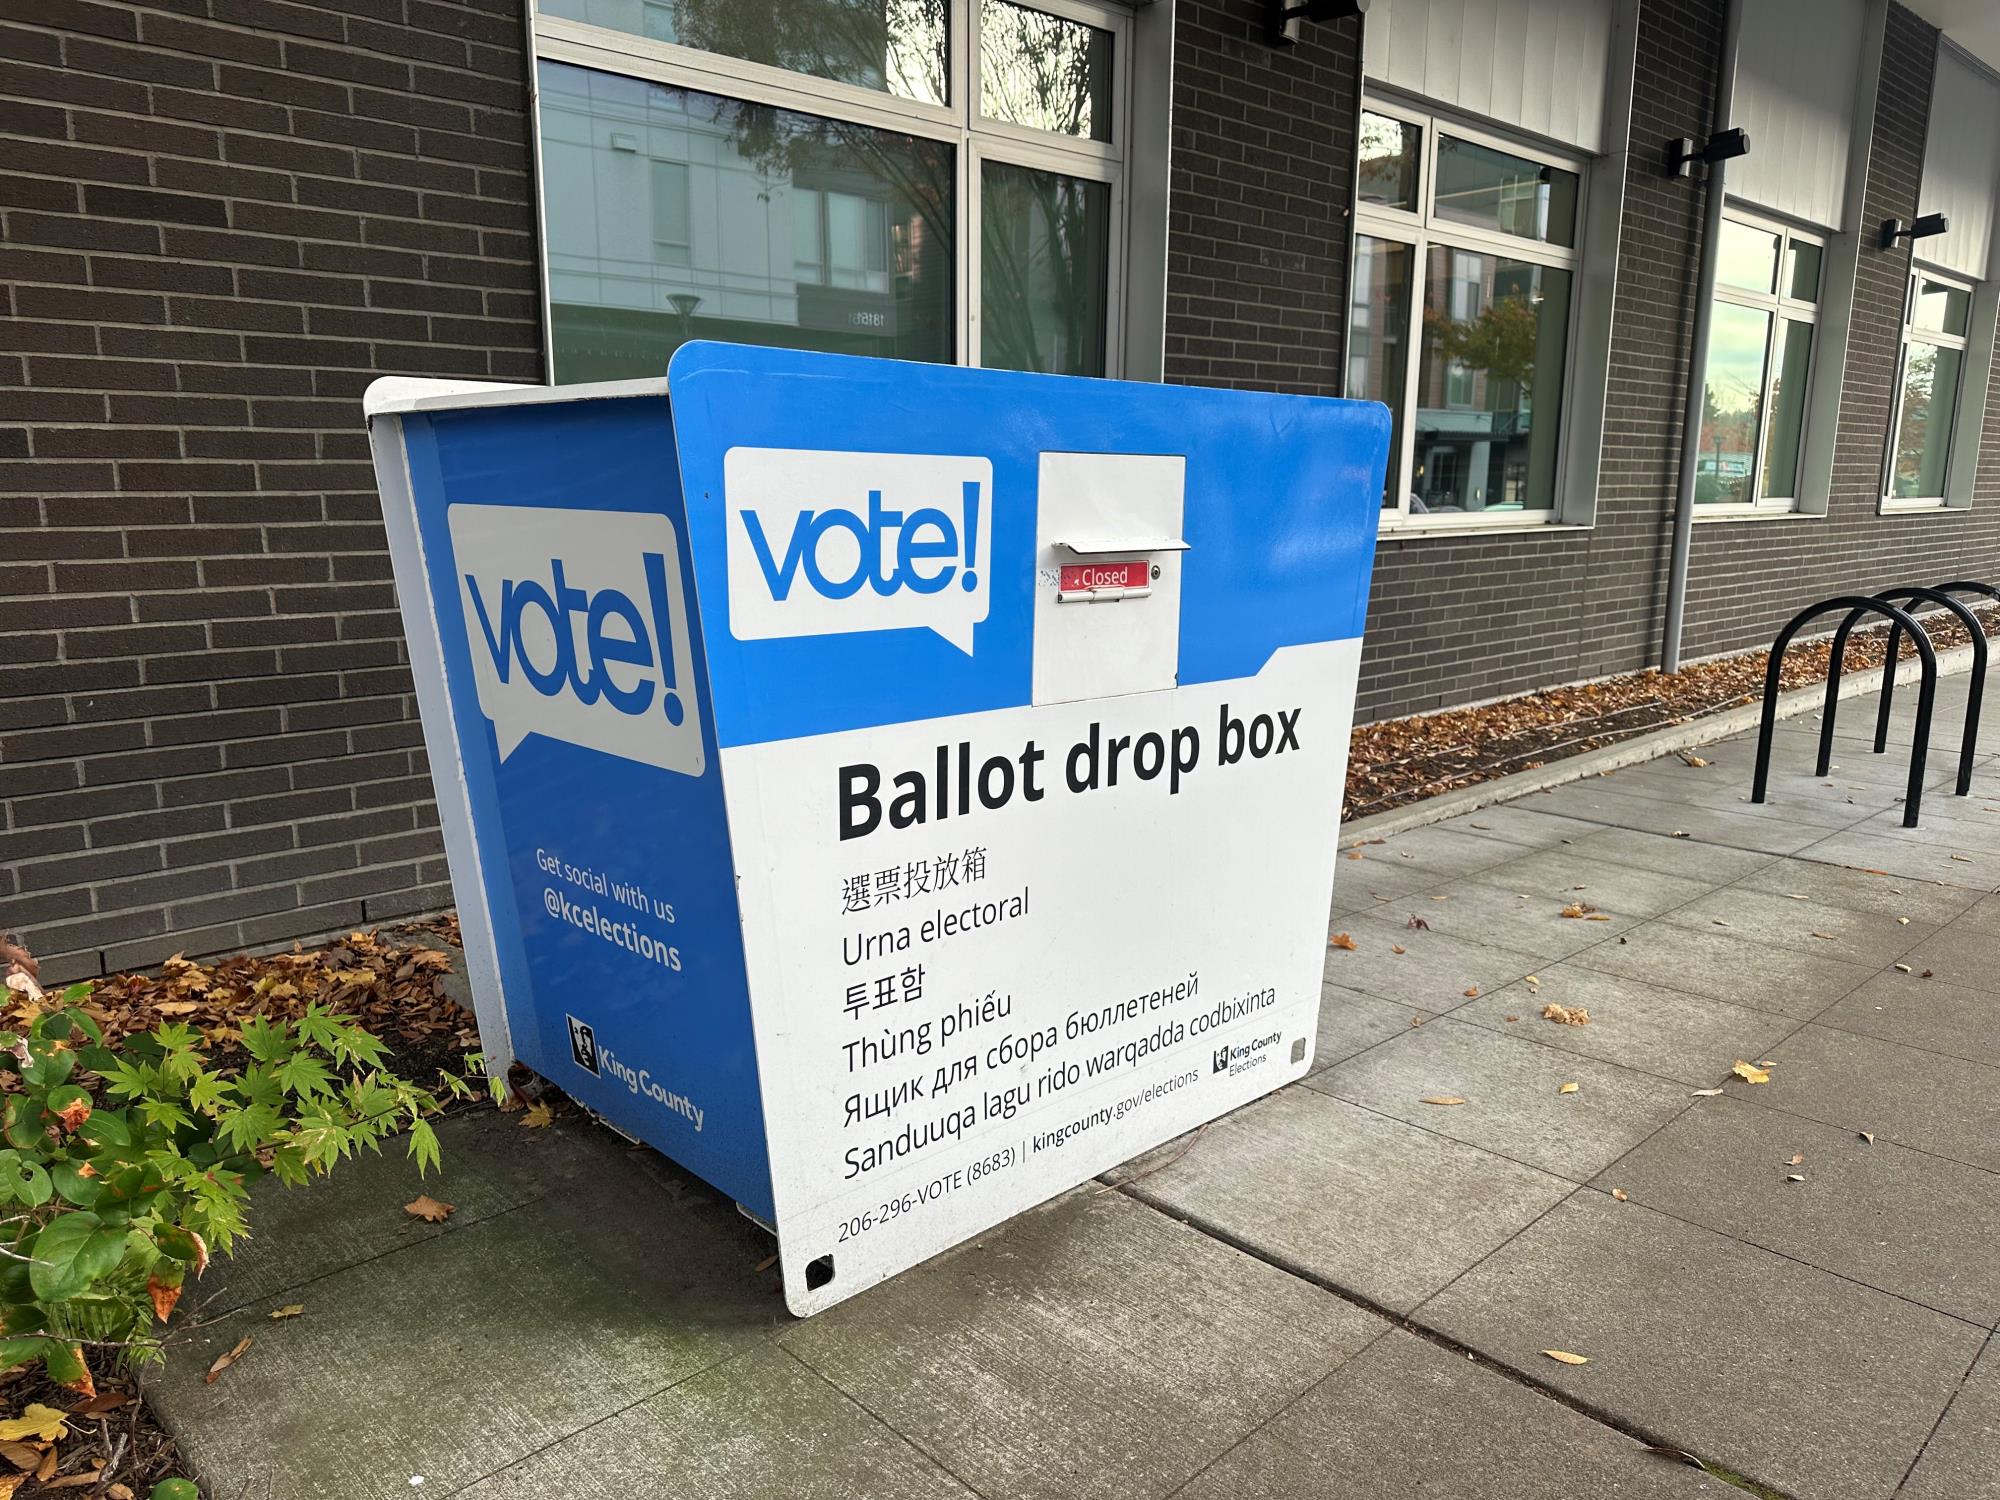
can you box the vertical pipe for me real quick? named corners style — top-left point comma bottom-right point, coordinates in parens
top-left (1660, 0), bottom-right (1745, 674)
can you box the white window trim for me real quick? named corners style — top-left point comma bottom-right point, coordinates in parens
top-left (1350, 95), bottom-right (1590, 534)
top-left (529, 0), bottom-right (1135, 380)
top-left (1882, 262), bottom-right (1976, 512)
top-left (1692, 207), bottom-right (1825, 520)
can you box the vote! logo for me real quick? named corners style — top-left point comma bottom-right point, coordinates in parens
top-left (448, 504), bottom-right (705, 776)
top-left (724, 448), bottom-right (992, 655)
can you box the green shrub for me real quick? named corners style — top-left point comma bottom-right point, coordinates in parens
top-left (0, 984), bottom-right (482, 1391)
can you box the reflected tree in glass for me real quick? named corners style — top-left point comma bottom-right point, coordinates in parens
top-left (980, 160), bottom-right (1108, 375)
top-left (641, 0), bottom-right (948, 104)
top-left (979, 0), bottom-right (1111, 140)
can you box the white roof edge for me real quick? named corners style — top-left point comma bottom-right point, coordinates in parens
top-left (362, 375), bottom-right (671, 418)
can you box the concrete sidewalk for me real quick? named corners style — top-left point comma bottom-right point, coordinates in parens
top-left (150, 675), bottom-right (2000, 1500)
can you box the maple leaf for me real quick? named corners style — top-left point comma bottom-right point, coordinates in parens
top-left (1328, 933), bottom-right (1358, 952)
top-left (0, 1408), bottom-right (65, 1444)
top-left (405, 1195), bottom-right (455, 1223)
top-left (520, 1101), bottom-right (555, 1129)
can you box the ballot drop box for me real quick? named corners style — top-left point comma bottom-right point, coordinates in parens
top-left (365, 344), bottom-right (1389, 1315)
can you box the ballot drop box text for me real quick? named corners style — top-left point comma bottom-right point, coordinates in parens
top-left (365, 344), bottom-right (1389, 1315)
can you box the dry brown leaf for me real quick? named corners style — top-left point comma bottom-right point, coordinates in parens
top-left (1859, 1131), bottom-right (1876, 1143)
top-left (1407, 915), bottom-right (1432, 930)
top-left (1542, 1349), bottom-right (1590, 1365)
top-left (404, 1195), bottom-right (455, 1224)
top-left (520, 1101), bottom-right (555, 1129)
top-left (1611, 1187), bottom-right (1629, 1202)
top-left (1463, 986), bottom-right (1479, 998)
top-left (1558, 1081), bottom-right (1579, 1095)
top-left (0, 1443), bottom-right (35, 1474)
top-left (0, 1473), bottom-right (24, 1499)
top-left (205, 1335), bottom-right (252, 1384)
top-left (146, 1274), bottom-right (180, 1324)
top-left (1559, 902), bottom-right (1596, 919)
top-left (1692, 1087), bottom-right (1725, 1097)
top-left (1328, 932), bottom-right (1358, 952)
top-left (1732, 1060), bottom-right (1771, 1084)
top-left (32, 1451), bottom-right (54, 1485)
top-left (269, 1304), bottom-right (304, 1321)
top-left (1541, 1002), bottom-right (1591, 1026)
top-left (1390, 944), bottom-right (1407, 955)
top-left (1809, 932), bottom-right (1835, 941)
top-left (1585, 913), bottom-right (1611, 921)
top-left (40, 1471), bottom-right (104, 1491)
top-left (1787, 1152), bottom-right (1804, 1166)
top-left (754, 1253), bottom-right (778, 1273)
top-left (1503, 1014), bottom-right (1520, 1022)
top-left (1419, 1095), bottom-right (1467, 1107)
top-left (1678, 752), bottom-right (1709, 768)
top-left (1670, 830), bottom-right (1689, 838)
top-left (1787, 1173), bottom-right (1805, 1182)
top-left (1895, 916), bottom-right (1911, 925)
top-left (0, 1410), bottom-right (65, 1445)
top-left (1345, 850), bottom-right (1363, 861)
top-left (1894, 963), bottom-right (1913, 973)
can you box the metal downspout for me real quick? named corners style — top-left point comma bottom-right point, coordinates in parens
top-left (1660, 0), bottom-right (1745, 674)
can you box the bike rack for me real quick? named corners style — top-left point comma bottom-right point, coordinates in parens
top-left (1820, 585), bottom-right (1984, 796)
top-left (1752, 595), bottom-right (1937, 829)
top-left (1876, 580), bottom-right (1999, 785)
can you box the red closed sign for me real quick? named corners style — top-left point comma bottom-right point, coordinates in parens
top-left (1058, 559), bottom-right (1149, 594)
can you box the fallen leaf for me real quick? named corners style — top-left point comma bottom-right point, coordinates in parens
top-left (1895, 916), bottom-right (1911, 925)
top-left (1950, 854), bottom-right (1973, 863)
top-left (1503, 1014), bottom-right (1520, 1023)
top-left (0, 1408), bottom-right (66, 1444)
top-left (0, 1443), bottom-right (35, 1473)
top-left (1558, 1081), bottom-right (1579, 1095)
top-left (1678, 752), bottom-right (1709, 768)
top-left (40, 1471), bottom-right (104, 1491)
top-left (1585, 913), bottom-right (1611, 921)
top-left (1644, 1445), bottom-right (1707, 1471)
top-left (1712, 918), bottom-right (1731, 927)
top-left (1787, 1152), bottom-right (1804, 1166)
top-left (1787, 1173), bottom-right (1805, 1183)
top-left (1559, 902), bottom-right (1597, 919)
top-left (32, 1452), bottom-right (54, 1485)
top-left (1542, 1349), bottom-right (1590, 1365)
top-left (1611, 1187), bottom-right (1630, 1202)
top-left (1525, 974), bottom-right (1541, 985)
top-left (1345, 850), bottom-right (1364, 861)
top-left (205, 1336), bottom-right (252, 1384)
top-left (1691, 1087), bottom-right (1725, 1097)
top-left (1328, 932), bottom-right (1358, 952)
top-left (1419, 1095), bottom-right (1467, 1106)
top-left (107, 1485), bottom-right (134, 1500)
top-left (1541, 1002), bottom-right (1591, 1026)
top-left (1894, 963), bottom-right (1912, 974)
top-left (1408, 1015), bottom-right (1424, 1027)
top-left (269, 1304), bottom-right (304, 1321)
top-left (1390, 944), bottom-right (1407, 954)
top-left (520, 1101), bottom-right (555, 1129)
top-left (1407, 915), bottom-right (1431, 930)
top-left (1732, 1060), bottom-right (1771, 1084)
top-left (1921, 969), bottom-right (1935, 979)
top-left (1859, 1131), bottom-right (1875, 1143)
top-left (404, 1195), bottom-right (455, 1223)
top-left (1810, 932), bottom-right (1835, 941)
top-left (754, 1254), bottom-right (778, 1273)
top-left (1670, 830), bottom-right (1689, 838)
top-left (1463, 986), bottom-right (1480, 998)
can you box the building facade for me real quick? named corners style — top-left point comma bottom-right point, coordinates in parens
top-left (4, 0), bottom-right (2000, 979)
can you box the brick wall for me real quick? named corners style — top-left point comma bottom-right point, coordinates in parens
top-left (1167, 0), bottom-right (2000, 723)
top-left (0, 0), bottom-right (541, 982)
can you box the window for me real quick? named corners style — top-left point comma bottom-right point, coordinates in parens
top-left (1693, 213), bottom-right (1822, 511)
top-left (1886, 267), bottom-right (1973, 506)
top-left (532, 0), bottom-right (1128, 383)
top-left (1348, 103), bottom-right (1581, 524)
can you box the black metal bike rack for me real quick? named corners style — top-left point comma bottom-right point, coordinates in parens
top-left (1819, 585), bottom-right (1985, 796)
top-left (1751, 596), bottom-right (1938, 828)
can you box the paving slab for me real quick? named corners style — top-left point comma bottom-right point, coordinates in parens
top-left (153, 1145), bottom-right (782, 1500)
top-left (1322, 919), bottom-right (1542, 1011)
top-left (1598, 1095), bottom-right (2000, 1325)
top-left (1354, 875), bottom-right (1647, 958)
top-left (1953, 891), bottom-right (2000, 934)
top-left (1328, 857), bottom-right (1439, 902)
top-left (1894, 920), bottom-right (2000, 993)
top-left (454, 1346), bottom-right (976, 1500)
top-left (1528, 785), bottom-right (1842, 853)
top-left (1555, 825), bottom-right (1780, 883)
top-left (1418, 1193), bottom-right (1988, 1500)
top-left (1816, 969), bottom-right (2000, 1068)
top-left (1596, 764), bottom-right (1881, 829)
top-left (1174, 1328), bottom-right (1735, 1500)
top-left (1653, 885), bottom-right (1939, 967)
top-left (1728, 1024), bottom-right (2000, 1173)
top-left (1566, 917), bottom-right (1876, 1020)
top-left (1849, 803), bottom-right (2000, 856)
top-left (1354, 823), bottom-right (1537, 881)
top-left (1730, 857), bottom-right (1983, 922)
top-left (778, 1189), bottom-right (1385, 1500)
top-left (183, 1105), bottom-right (580, 1314)
top-left (1114, 1087), bottom-right (1571, 1314)
top-left (1898, 1334), bottom-right (2000, 1500)
top-left (1795, 827), bottom-right (2000, 889)
top-left (1310, 983), bottom-right (1432, 1072)
top-left (1305, 1018), bottom-right (1691, 1182)
top-left (1462, 847), bottom-right (1720, 918)
top-left (1457, 966), bottom-right (1796, 1086)
top-left (1430, 804), bottom-right (1608, 848)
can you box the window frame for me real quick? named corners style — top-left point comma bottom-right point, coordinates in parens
top-left (1348, 95), bottom-right (1589, 532)
top-left (1882, 262), bottom-right (1975, 512)
top-left (1693, 206), bottom-right (1825, 518)
top-left (529, 0), bottom-right (1133, 379)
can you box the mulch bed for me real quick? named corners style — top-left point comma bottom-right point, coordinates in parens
top-left (1344, 609), bottom-right (2000, 820)
top-left (0, 1369), bottom-right (186, 1498)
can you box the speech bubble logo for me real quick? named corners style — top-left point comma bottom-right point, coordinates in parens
top-left (447, 504), bottom-right (704, 776)
top-left (724, 447), bottom-right (992, 656)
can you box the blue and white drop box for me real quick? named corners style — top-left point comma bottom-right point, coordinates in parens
top-left (365, 345), bottom-right (1388, 1315)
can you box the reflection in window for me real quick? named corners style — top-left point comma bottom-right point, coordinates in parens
top-left (1912, 276), bottom-right (1971, 335)
top-left (979, 0), bottom-right (1112, 141)
top-left (539, 0), bottom-right (949, 106)
top-left (1347, 235), bottom-right (1412, 507)
top-left (1761, 318), bottom-right (1813, 500)
top-left (1715, 218), bottom-right (1778, 293)
top-left (1432, 136), bottom-right (1577, 247)
top-left (1411, 247), bottom-right (1570, 512)
top-left (1695, 300), bottom-right (1769, 506)
top-left (1357, 112), bottom-right (1419, 212)
top-left (539, 60), bottom-right (954, 382)
top-left (979, 158), bottom-right (1109, 376)
top-left (1891, 342), bottom-right (1962, 499)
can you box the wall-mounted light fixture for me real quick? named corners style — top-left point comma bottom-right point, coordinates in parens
top-left (1266, 0), bottom-right (1369, 48)
top-left (1880, 212), bottom-right (1950, 250)
top-left (1664, 126), bottom-right (1751, 178)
